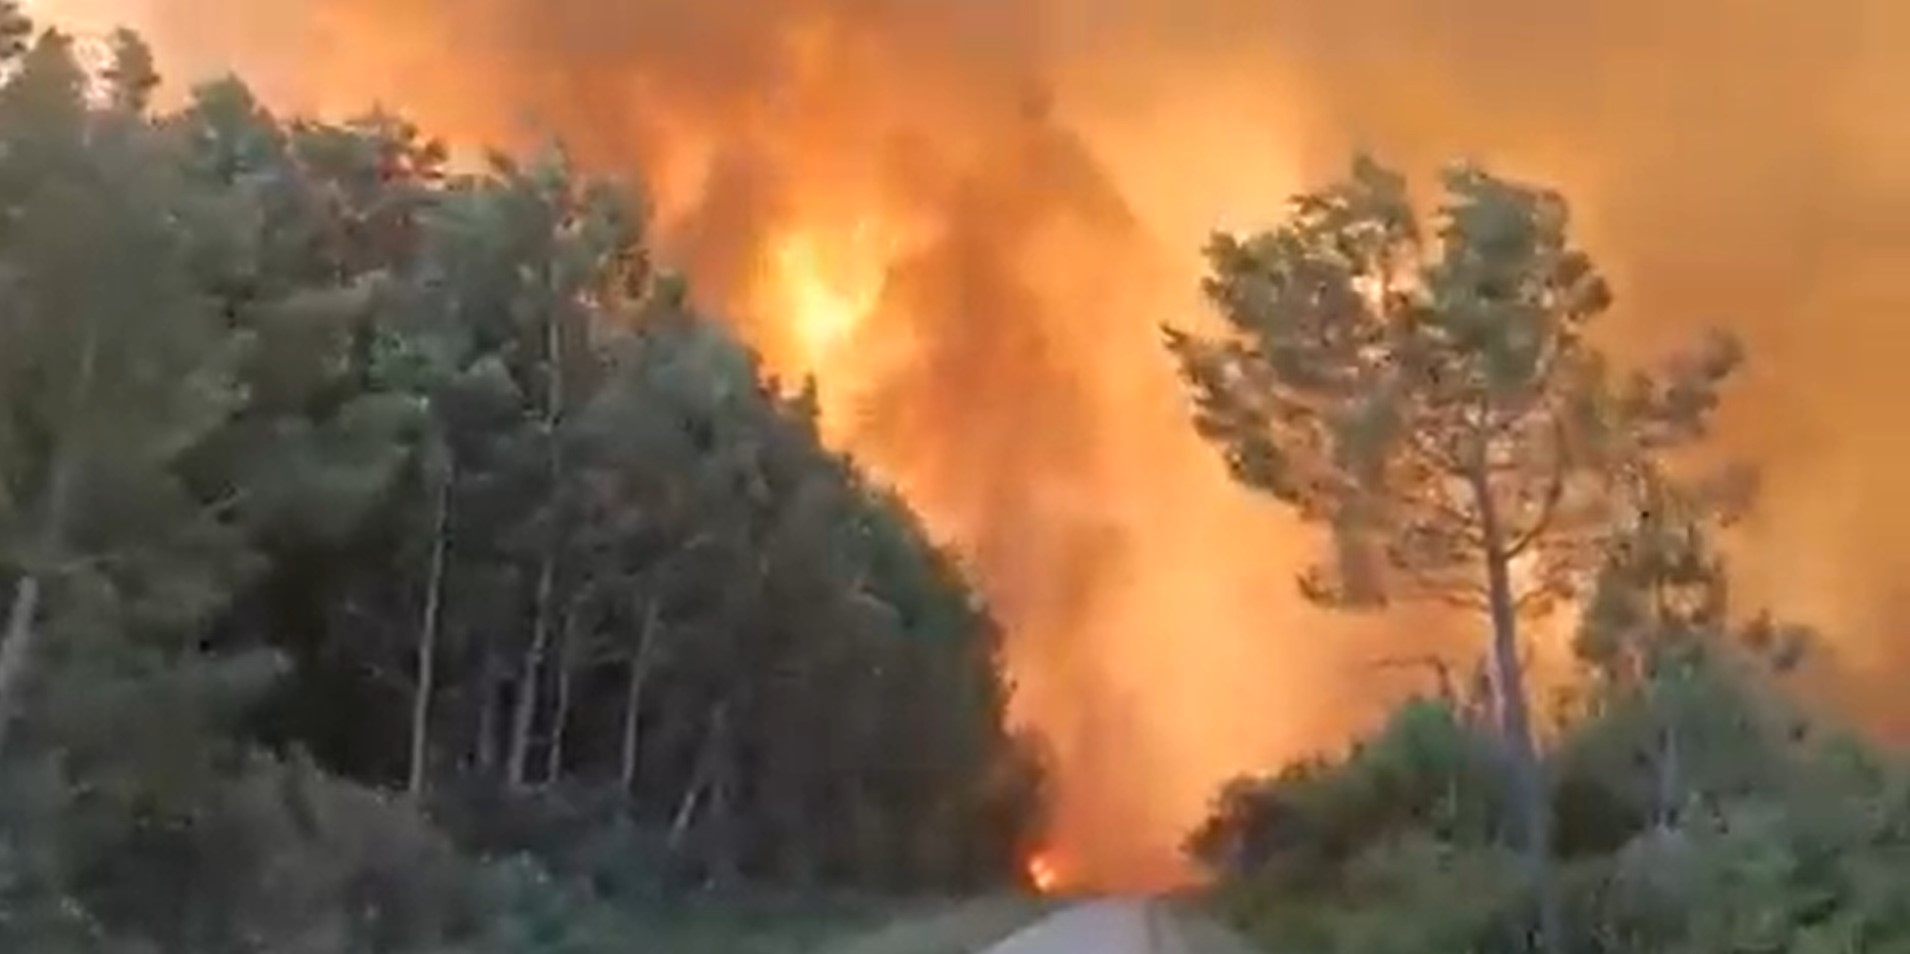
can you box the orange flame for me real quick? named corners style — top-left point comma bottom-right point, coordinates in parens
top-left (58, 0), bottom-right (1910, 893)
top-left (754, 216), bottom-right (921, 438)
top-left (1026, 851), bottom-right (1064, 894)
top-left (763, 222), bottom-right (890, 374)
top-left (22, 0), bottom-right (1454, 892)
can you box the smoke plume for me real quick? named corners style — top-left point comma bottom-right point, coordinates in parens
top-left (29, 0), bottom-right (1910, 887)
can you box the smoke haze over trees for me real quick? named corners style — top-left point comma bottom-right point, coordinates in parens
top-left (38, 0), bottom-right (1910, 884)
top-left (6, 7), bottom-right (1910, 954)
top-left (0, 12), bottom-right (1044, 949)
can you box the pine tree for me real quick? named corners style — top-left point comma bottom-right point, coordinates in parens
top-left (1165, 155), bottom-right (1743, 952)
top-left (0, 23), bottom-right (1043, 937)
top-left (0, 32), bottom-right (250, 757)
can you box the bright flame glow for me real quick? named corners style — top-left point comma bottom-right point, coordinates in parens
top-left (53, 0), bottom-right (1910, 893)
top-left (766, 222), bottom-right (891, 376)
top-left (1027, 851), bottom-right (1063, 894)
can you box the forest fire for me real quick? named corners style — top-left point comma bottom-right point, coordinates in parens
top-left (31, 0), bottom-right (1910, 893)
top-left (759, 219), bottom-right (906, 394)
top-left (1026, 851), bottom-right (1064, 895)
top-left (767, 225), bottom-right (884, 379)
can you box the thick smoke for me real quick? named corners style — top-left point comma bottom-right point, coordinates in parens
top-left (34, 0), bottom-right (1910, 885)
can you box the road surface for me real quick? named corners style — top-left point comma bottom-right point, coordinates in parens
top-left (980, 899), bottom-right (1257, 954)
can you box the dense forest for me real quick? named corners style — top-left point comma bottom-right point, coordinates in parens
top-left (10, 4), bottom-right (1910, 954)
top-left (0, 11), bottom-right (1044, 952)
top-left (1172, 159), bottom-right (1910, 953)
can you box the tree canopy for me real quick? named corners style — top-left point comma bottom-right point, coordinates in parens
top-left (1, 9), bottom-right (1901, 954)
top-left (1171, 159), bottom-right (1902, 954)
top-left (0, 18), bottom-right (1044, 953)
top-left (1166, 156), bottom-right (1750, 952)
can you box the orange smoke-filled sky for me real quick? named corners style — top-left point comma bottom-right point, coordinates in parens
top-left (28, 0), bottom-right (1910, 889)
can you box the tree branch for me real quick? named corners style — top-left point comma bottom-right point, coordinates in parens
top-left (1515, 585), bottom-right (1567, 618)
top-left (1395, 568), bottom-right (1489, 612)
top-left (1428, 589), bottom-right (1489, 613)
top-left (44, 490), bottom-right (251, 578)
top-left (1504, 416), bottom-right (1569, 560)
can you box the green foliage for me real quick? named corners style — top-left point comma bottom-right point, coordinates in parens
top-left (0, 20), bottom-right (1043, 952)
top-left (1188, 699), bottom-right (1502, 886)
top-left (1195, 667), bottom-right (1898, 954)
top-left (1169, 155), bottom-right (1752, 952)
top-left (1193, 460), bottom-right (1887, 954)
top-left (465, 855), bottom-right (888, 954)
top-left (1165, 153), bottom-right (1741, 626)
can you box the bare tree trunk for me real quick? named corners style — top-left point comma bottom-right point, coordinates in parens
top-left (507, 271), bottom-right (570, 791)
top-left (1648, 583), bottom-right (1682, 831)
top-left (542, 603), bottom-right (587, 786)
top-left (619, 598), bottom-right (659, 792)
top-left (0, 325), bottom-right (99, 758)
top-left (474, 660), bottom-right (500, 774)
top-left (708, 693), bottom-right (744, 885)
top-left (407, 463), bottom-right (452, 798)
top-left (1475, 474), bottom-right (1566, 954)
top-left (668, 700), bottom-right (728, 854)
top-left (1655, 723), bottom-right (1681, 829)
top-left (505, 554), bottom-right (556, 790)
top-left (668, 779), bottom-right (705, 854)
top-left (542, 660), bottom-right (572, 786)
top-left (0, 575), bottom-right (47, 756)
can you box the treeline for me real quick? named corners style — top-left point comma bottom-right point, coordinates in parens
top-left (1171, 158), bottom-right (1904, 952)
top-left (1186, 514), bottom-right (1875, 953)
top-left (0, 10), bottom-right (1043, 951)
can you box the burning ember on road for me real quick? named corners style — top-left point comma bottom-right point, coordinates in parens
top-left (35, 0), bottom-right (1910, 891)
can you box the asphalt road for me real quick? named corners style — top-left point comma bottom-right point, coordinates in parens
top-left (980, 899), bottom-right (1254, 954)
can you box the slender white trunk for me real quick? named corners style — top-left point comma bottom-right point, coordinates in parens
top-left (507, 281), bottom-right (570, 791)
top-left (407, 462), bottom-right (452, 798)
top-left (0, 575), bottom-right (46, 755)
top-left (542, 603), bottom-right (586, 786)
top-left (474, 661), bottom-right (500, 773)
top-left (668, 700), bottom-right (728, 853)
top-left (1655, 722), bottom-right (1681, 829)
top-left (618, 599), bottom-right (659, 793)
top-left (505, 554), bottom-right (555, 790)
top-left (0, 324), bottom-right (100, 758)
top-left (543, 656), bottom-right (572, 785)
